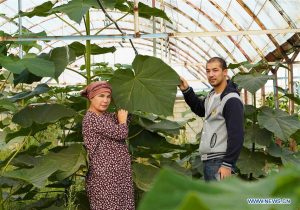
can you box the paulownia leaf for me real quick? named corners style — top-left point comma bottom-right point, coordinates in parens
top-left (50, 0), bottom-right (98, 24)
top-left (0, 55), bottom-right (55, 78)
top-left (233, 72), bottom-right (273, 94)
top-left (114, 1), bottom-right (171, 23)
top-left (257, 106), bottom-right (300, 141)
top-left (138, 2), bottom-right (172, 23)
top-left (128, 125), bottom-right (183, 156)
top-left (137, 116), bottom-right (185, 136)
top-left (244, 124), bottom-right (273, 147)
top-left (132, 163), bottom-right (159, 191)
top-left (110, 55), bottom-right (179, 116)
top-left (267, 142), bottom-right (300, 167)
top-left (8, 83), bottom-right (50, 102)
top-left (20, 1), bottom-right (55, 18)
top-left (277, 86), bottom-right (300, 105)
top-left (0, 99), bottom-right (17, 112)
top-left (291, 129), bottom-right (300, 143)
top-left (13, 69), bottom-right (42, 85)
top-left (2, 144), bottom-right (86, 188)
top-left (138, 167), bottom-right (300, 210)
top-left (12, 31), bottom-right (47, 53)
top-left (237, 148), bottom-right (278, 177)
top-left (5, 123), bottom-right (49, 143)
top-left (12, 104), bottom-right (76, 127)
top-left (68, 42), bottom-right (116, 57)
top-left (49, 46), bottom-right (76, 79)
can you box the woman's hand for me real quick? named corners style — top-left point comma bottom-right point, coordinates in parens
top-left (178, 76), bottom-right (189, 91)
top-left (117, 109), bottom-right (128, 124)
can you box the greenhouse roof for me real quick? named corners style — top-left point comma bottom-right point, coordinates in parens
top-left (0, 0), bottom-right (300, 86)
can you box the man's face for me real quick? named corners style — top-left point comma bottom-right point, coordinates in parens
top-left (206, 61), bottom-right (228, 87)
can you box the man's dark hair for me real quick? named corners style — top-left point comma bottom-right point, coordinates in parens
top-left (207, 57), bottom-right (227, 70)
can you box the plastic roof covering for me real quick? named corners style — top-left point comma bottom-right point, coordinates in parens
top-left (0, 0), bottom-right (300, 87)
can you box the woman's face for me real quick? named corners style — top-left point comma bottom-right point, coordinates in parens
top-left (89, 92), bottom-right (111, 114)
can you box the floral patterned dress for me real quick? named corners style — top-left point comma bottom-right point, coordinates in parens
top-left (82, 111), bottom-right (135, 210)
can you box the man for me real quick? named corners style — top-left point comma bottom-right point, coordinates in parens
top-left (178, 57), bottom-right (244, 181)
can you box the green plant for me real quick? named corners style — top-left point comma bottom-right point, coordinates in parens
top-left (0, 2), bottom-right (300, 209)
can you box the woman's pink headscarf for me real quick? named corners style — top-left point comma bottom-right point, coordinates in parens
top-left (81, 81), bottom-right (112, 100)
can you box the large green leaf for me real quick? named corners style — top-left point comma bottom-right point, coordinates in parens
top-left (233, 72), bottom-right (273, 94)
top-left (49, 46), bottom-right (76, 79)
top-left (291, 129), bottom-right (300, 143)
top-left (13, 69), bottom-right (42, 85)
top-left (0, 55), bottom-right (55, 78)
top-left (0, 99), bottom-right (17, 112)
top-left (132, 163), bottom-right (159, 191)
top-left (12, 31), bottom-right (47, 53)
top-left (114, 1), bottom-right (171, 23)
top-left (110, 55), bottom-right (179, 116)
top-left (5, 123), bottom-right (49, 143)
top-left (12, 104), bottom-right (76, 127)
top-left (138, 2), bottom-right (172, 23)
top-left (237, 148), bottom-right (279, 177)
top-left (68, 42), bottom-right (116, 57)
top-left (2, 144), bottom-right (86, 188)
top-left (8, 83), bottom-right (50, 102)
top-left (136, 114), bottom-right (185, 136)
top-left (20, 1), bottom-right (55, 18)
top-left (257, 106), bottom-right (300, 141)
top-left (21, 57), bottom-right (55, 77)
top-left (277, 86), bottom-right (300, 105)
top-left (50, 0), bottom-right (98, 24)
top-left (129, 125), bottom-right (183, 156)
top-left (138, 167), bottom-right (300, 210)
top-left (244, 125), bottom-right (273, 147)
top-left (0, 55), bottom-right (25, 74)
top-left (267, 142), bottom-right (300, 166)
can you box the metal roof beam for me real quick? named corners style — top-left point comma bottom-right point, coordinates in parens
top-left (236, 0), bottom-right (290, 62)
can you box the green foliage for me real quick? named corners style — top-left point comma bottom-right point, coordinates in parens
top-left (244, 124), bottom-right (273, 147)
top-left (233, 72), bottom-right (273, 94)
top-left (2, 144), bottom-right (86, 188)
top-left (12, 104), bottom-right (76, 127)
top-left (50, 0), bottom-right (99, 24)
top-left (20, 1), bottom-right (55, 18)
top-left (110, 55), bottom-right (180, 116)
top-left (8, 83), bottom-right (50, 103)
top-left (68, 42), bottom-right (116, 57)
top-left (138, 167), bottom-right (300, 210)
top-left (48, 46), bottom-right (76, 79)
top-left (257, 106), bottom-right (300, 141)
top-left (0, 1), bottom-right (299, 209)
top-left (0, 55), bottom-right (55, 77)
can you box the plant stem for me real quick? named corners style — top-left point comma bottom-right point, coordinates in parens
top-left (127, 129), bottom-right (144, 140)
top-left (85, 10), bottom-right (91, 110)
top-left (1, 131), bottom-right (31, 173)
top-left (85, 11), bottom-right (91, 85)
top-left (0, 72), bottom-right (11, 93)
top-left (66, 67), bottom-right (87, 79)
top-left (55, 14), bottom-right (82, 35)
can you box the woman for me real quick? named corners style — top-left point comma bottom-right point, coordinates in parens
top-left (81, 81), bottom-right (135, 210)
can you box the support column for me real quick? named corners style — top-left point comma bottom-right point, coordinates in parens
top-left (152, 0), bottom-right (157, 56)
top-left (134, 0), bottom-right (140, 37)
top-left (18, 0), bottom-right (23, 58)
top-left (288, 62), bottom-right (294, 113)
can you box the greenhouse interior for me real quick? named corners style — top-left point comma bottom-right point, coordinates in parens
top-left (0, 0), bottom-right (300, 209)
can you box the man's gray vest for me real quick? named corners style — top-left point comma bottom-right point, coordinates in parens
top-left (199, 92), bottom-right (243, 161)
